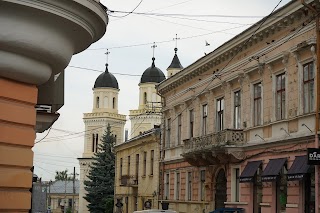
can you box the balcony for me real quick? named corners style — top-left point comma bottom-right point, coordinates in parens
top-left (182, 129), bottom-right (246, 166)
top-left (120, 175), bottom-right (138, 187)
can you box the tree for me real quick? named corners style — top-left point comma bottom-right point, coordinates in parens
top-left (84, 124), bottom-right (116, 213)
top-left (55, 169), bottom-right (72, 181)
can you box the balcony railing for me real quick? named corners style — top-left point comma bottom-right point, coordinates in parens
top-left (120, 175), bottom-right (138, 187)
top-left (183, 129), bottom-right (245, 155)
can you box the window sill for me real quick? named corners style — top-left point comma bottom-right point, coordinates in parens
top-left (259, 203), bottom-right (270, 207)
top-left (149, 174), bottom-right (153, 177)
top-left (224, 201), bottom-right (248, 205)
top-left (141, 175), bottom-right (146, 178)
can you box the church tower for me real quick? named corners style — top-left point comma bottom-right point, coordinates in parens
top-left (167, 47), bottom-right (183, 77)
top-left (78, 63), bottom-right (126, 213)
top-left (129, 45), bottom-right (166, 137)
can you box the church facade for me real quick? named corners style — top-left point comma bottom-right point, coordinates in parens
top-left (78, 64), bottom-right (126, 213)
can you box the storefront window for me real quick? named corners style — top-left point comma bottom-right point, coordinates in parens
top-left (277, 166), bottom-right (287, 212)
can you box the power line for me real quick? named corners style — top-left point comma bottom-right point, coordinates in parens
top-left (109, 0), bottom-right (143, 18)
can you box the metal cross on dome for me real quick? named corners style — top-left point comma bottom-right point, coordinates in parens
top-left (173, 33), bottom-right (180, 50)
top-left (151, 42), bottom-right (157, 58)
top-left (104, 49), bottom-right (110, 63)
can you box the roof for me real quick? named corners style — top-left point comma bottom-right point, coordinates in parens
top-left (167, 48), bottom-right (183, 70)
top-left (49, 180), bottom-right (80, 194)
top-left (140, 58), bottom-right (166, 84)
top-left (94, 64), bottom-right (119, 89)
top-left (261, 158), bottom-right (287, 182)
top-left (239, 160), bottom-right (262, 183)
top-left (287, 155), bottom-right (310, 181)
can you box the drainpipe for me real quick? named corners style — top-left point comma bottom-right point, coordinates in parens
top-left (301, 1), bottom-right (320, 213)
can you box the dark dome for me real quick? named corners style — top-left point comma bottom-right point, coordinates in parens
top-left (140, 58), bottom-right (166, 84)
top-left (94, 64), bottom-right (119, 89)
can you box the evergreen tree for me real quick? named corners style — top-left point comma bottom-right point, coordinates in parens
top-left (84, 124), bottom-right (115, 213)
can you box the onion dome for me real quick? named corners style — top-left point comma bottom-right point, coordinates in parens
top-left (140, 57), bottom-right (166, 84)
top-left (94, 64), bottom-right (119, 89)
top-left (167, 48), bottom-right (183, 69)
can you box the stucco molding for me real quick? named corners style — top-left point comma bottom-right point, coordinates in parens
top-left (0, 0), bottom-right (107, 85)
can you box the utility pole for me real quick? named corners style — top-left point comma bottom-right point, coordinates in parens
top-left (72, 167), bottom-right (75, 213)
top-left (64, 177), bottom-right (67, 213)
top-left (47, 180), bottom-right (52, 212)
top-left (301, 1), bottom-right (320, 213)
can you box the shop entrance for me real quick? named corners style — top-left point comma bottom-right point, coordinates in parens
top-left (215, 169), bottom-right (227, 209)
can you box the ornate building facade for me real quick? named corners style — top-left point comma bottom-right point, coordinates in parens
top-left (0, 0), bottom-right (107, 211)
top-left (157, 1), bottom-right (318, 213)
top-left (78, 64), bottom-right (126, 213)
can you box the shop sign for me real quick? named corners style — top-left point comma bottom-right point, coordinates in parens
top-left (307, 148), bottom-right (320, 165)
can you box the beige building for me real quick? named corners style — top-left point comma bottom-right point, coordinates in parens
top-left (0, 1), bottom-right (107, 211)
top-left (157, 1), bottom-right (319, 213)
top-left (78, 64), bottom-right (126, 213)
top-left (114, 127), bottom-right (161, 212)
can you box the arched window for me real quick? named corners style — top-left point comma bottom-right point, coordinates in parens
top-left (96, 97), bottom-right (99, 108)
top-left (95, 133), bottom-right (99, 152)
top-left (113, 97), bottom-right (116, 109)
top-left (144, 92), bottom-right (147, 104)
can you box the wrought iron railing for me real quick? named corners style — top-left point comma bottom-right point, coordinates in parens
top-left (120, 175), bottom-right (138, 187)
top-left (183, 129), bottom-right (245, 154)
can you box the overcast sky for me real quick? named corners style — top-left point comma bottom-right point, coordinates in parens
top-left (33, 0), bottom-right (291, 180)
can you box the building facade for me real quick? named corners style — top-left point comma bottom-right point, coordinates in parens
top-left (48, 180), bottom-right (80, 213)
top-left (157, 1), bottom-right (319, 213)
top-left (0, 1), bottom-right (107, 211)
top-left (78, 64), bottom-right (126, 213)
top-left (114, 128), bottom-right (161, 213)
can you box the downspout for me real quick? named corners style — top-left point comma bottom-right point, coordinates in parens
top-left (156, 87), bottom-right (166, 209)
top-left (301, 1), bottom-right (319, 213)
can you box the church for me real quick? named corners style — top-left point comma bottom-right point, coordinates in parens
top-left (78, 47), bottom-right (183, 212)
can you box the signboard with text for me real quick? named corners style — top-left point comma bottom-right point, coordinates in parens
top-left (308, 148), bottom-right (320, 165)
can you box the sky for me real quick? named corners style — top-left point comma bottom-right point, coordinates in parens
top-left (33, 0), bottom-right (291, 181)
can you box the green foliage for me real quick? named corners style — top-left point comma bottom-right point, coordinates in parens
top-left (55, 169), bottom-right (72, 181)
top-left (84, 124), bottom-right (116, 213)
top-left (105, 198), bottom-right (114, 213)
top-left (66, 207), bottom-right (72, 213)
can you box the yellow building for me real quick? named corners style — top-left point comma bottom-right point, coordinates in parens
top-left (114, 127), bottom-right (161, 213)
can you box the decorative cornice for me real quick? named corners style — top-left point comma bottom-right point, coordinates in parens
top-left (157, 2), bottom-right (310, 95)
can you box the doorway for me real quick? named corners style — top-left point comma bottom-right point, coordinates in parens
top-left (215, 169), bottom-right (227, 209)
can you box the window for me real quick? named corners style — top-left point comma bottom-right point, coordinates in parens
top-left (187, 172), bottom-right (192, 201)
top-left (96, 97), bottom-right (99, 108)
top-left (166, 119), bottom-right (171, 148)
top-left (232, 168), bottom-right (240, 202)
top-left (144, 92), bottom-right (147, 104)
top-left (200, 170), bottom-right (206, 201)
top-left (202, 104), bottom-right (208, 135)
top-left (253, 83), bottom-right (262, 126)
top-left (120, 158), bottom-right (123, 177)
top-left (95, 134), bottom-right (98, 152)
top-left (303, 62), bottom-right (314, 113)
top-left (234, 91), bottom-right (241, 129)
top-left (143, 152), bottom-right (147, 176)
top-left (113, 97), bottom-right (116, 109)
top-left (150, 150), bottom-right (154, 175)
top-left (127, 156), bottom-right (130, 175)
top-left (165, 173), bottom-right (170, 199)
top-left (68, 198), bottom-right (72, 207)
top-left (92, 134), bottom-right (95, 152)
top-left (276, 73), bottom-right (286, 120)
top-left (175, 172), bottom-right (180, 200)
top-left (216, 98), bottom-right (224, 131)
top-left (135, 154), bottom-right (139, 178)
top-left (189, 109), bottom-right (194, 138)
top-left (177, 114), bottom-right (182, 145)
